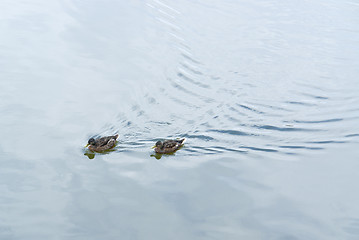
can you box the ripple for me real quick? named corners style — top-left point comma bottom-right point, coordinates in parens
top-left (285, 101), bottom-right (317, 107)
top-left (248, 102), bottom-right (293, 112)
top-left (237, 103), bottom-right (265, 114)
top-left (254, 125), bottom-right (321, 132)
top-left (208, 129), bottom-right (254, 136)
top-left (293, 118), bottom-right (343, 124)
top-left (170, 80), bottom-right (201, 98)
top-left (306, 140), bottom-right (347, 144)
top-left (345, 133), bottom-right (359, 138)
top-left (182, 133), bottom-right (214, 141)
top-left (184, 146), bottom-right (222, 155)
top-left (227, 106), bottom-right (247, 116)
top-left (211, 146), bottom-right (247, 153)
top-left (300, 93), bottom-right (329, 100)
top-left (278, 145), bottom-right (324, 150)
top-left (152, 0), bottom-right (181, 14)
top-left (103, 0), bottom-right (359, 159)
top-left (177, 71), bottom-right (209, 88)
top-left (180, 53), bottom-right (202, 65)
top-left (179, 62), bottom-right (203, 76)
top-left (239, 146), bottom-right (278, 153)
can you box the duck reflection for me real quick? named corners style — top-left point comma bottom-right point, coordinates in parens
top-left (83, 145), bottom-right (119, 159)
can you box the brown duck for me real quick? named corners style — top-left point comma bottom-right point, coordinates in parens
top-left (86, 134), bottom-right (118, 152)
top-left (153, 138), bottom-right (186, 154)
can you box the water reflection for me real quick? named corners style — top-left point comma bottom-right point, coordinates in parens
top-left (83, 147), bottom-right (118, 160)
top-left (0, 0), bottom-right (359, 239)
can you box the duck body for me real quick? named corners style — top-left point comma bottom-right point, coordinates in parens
top-left (87, 134), bottom-right (118, 152)
top-left (154, 138), bottom-right (186, 154)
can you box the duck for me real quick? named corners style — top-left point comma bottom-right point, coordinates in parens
top-left (153, 138), bottom-right (186, 154)
top-left (86, 134), bottom-right (119, 152)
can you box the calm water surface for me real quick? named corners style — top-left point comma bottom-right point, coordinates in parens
top-left (1, 0), bottom-right (359, 239)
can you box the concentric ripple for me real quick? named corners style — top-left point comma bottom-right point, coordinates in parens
top-left (111, 0), bottom-right (359, 158)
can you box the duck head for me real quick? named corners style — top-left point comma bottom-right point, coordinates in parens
top-left (86, 138), bottom-right (96, 147)
top-left (155, 141), bottom-right (163, 149)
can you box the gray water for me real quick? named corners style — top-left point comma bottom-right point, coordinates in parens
top-left (1, 0), bottom-right (359, 239)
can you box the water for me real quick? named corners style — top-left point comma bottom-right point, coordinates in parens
top-left (1, 0), bottom-right (359, 239)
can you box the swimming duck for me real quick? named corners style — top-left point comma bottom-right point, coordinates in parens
top-left (153, 138), bottom-right (186, 154)
top-left (86, 134), bottom-right (118, 152)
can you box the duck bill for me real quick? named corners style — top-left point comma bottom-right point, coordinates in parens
top-left (151, 145), bottom-right (156, 149)
top-left (85, 143), bottom-right (90, 147)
